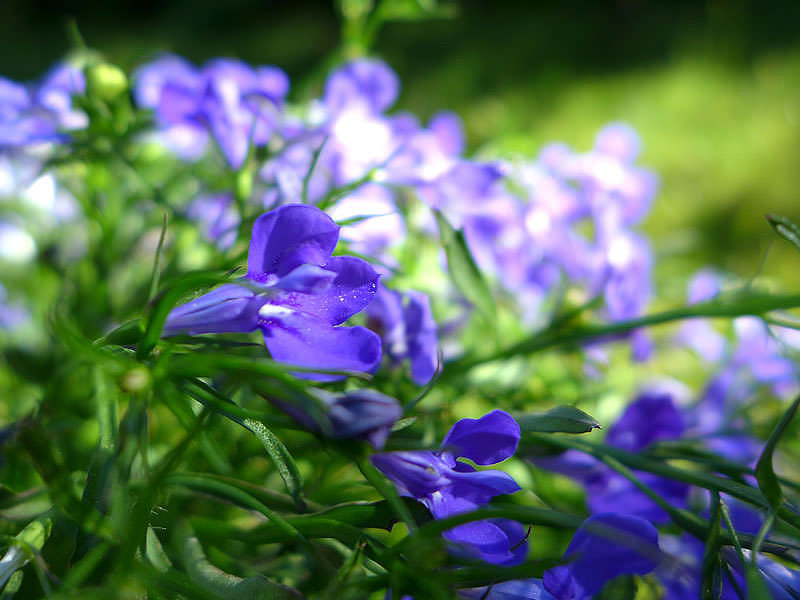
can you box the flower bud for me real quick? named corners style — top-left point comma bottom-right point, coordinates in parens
top-left (86, 63), bottom-right (128, 101)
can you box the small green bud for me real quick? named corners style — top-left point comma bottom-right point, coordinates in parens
top-left (86, 63), bottom-right (128, 101)
top-left (120, 366), bottom-right (151, 394)
top-left (236, 167), bottom-right (253, 201)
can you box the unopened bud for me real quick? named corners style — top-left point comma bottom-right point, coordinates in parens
top-left (86, 63), bottom-right (128, 101)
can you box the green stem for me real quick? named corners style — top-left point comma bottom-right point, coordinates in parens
top-left (356, 455), bottom-right (417, 532)
top-left (446, 290), bottom-right (800, 374)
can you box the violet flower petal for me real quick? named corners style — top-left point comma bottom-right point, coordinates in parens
top-left (441, 410), bottom-right (521, 465)
top-left (323, 58), bottom-right (399, 115)
top-left (280, 256), bottom-right (379, 325)
top-left (163, 284), bottom-right (261, 335)
top-left (261, 314), bottom-right (380, 379)
top-left (248, 204), bottom-right (339, 279)
top-left (545, 513), bottom-right (660, 598)
top-left (459, 579), bottom-right (554, 600)
top-left (370, 451), bottom-right (450, 498)
top-left (444, 518), bottom-right (528, 566)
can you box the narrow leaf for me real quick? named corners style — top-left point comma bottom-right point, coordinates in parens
top-left (767, 214), bottom-right (800, 253)
top-left (755, 393), bottom-right (800, 509)
top-left (183, 536), bottom-right (302, 599)
top-left (243, 418), bottom-right (306, 511)
top-left (516, 405), bottom-right (601, 434)
top-left (434, 210), bottom-right (495, 322)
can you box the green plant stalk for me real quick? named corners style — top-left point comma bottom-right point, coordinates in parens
top-left (447, 291), bottom-right (800, 374)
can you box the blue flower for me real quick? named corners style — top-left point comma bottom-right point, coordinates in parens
top-left (534, 388), bottom-right (691, 523)
top-left (366, 283), bottom-right (438, 385)
top-left (542, 513), bottom-right (660, 599)
top-left (372, 410), bottom-right (526, 565)
top-left (163, 204), bottom-right (381, 378)
top-left (185, 192), bottom-right (240, 250)
top-left (273, 388), bottom-right (402, 449)
top-left (459, 513), bottom-right (659, 600)
top-left (133, 55), bottom-right (289, 168)
top-left (0, 63), bottom-right (85, 149)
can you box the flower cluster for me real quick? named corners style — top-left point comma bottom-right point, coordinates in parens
top-left (3, 48), bottom-right (800, 600)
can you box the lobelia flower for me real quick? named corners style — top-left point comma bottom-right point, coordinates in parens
top-left (458, 513), bottom-right (659, 600)
top-left (185, 192), bottom-right (241, 250)
top-left (133, 55), bottom-right (289, 168)
top-left (273, 388), bottom-right (402, 449)
top-left (366, 283), bottom-right (438, 385)
top-left (163, 204), bottom-right (381, 378)
top-left (0, 63), bottom-right (86, 149)
top-left (372, 410), bottom-right (527, 565)
top-left (534, 386), bottom-right (691, 523)
top-left (541, 513), bottom-right (660, 600)
top-left (657, 533), bottom-right (800, 600)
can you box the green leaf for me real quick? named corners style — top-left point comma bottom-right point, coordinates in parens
top-left (767, 214), bottom-right (800, 253)
top-left (755, 393), bottom-right (800, 509)
top-left (745, 567), bottom-right (772, 600)
top-left (516, 405), bottom-right (601, 434)
top-left (434, 210), bottom-right (496, 323)
top-left (0, 516), bottom-right (52, 591)
top-left (183, 536), bottom-right (302, 600)
top-left (242, 419), bottom-right (306, 511)
top-left (145, 528), bottom-right (172, 573)
top-left (700, 492), bottom-right (722, 600)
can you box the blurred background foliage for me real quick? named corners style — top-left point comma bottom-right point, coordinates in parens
top-left (2, 0), bottom-right (800, 296)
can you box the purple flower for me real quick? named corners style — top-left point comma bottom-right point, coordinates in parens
top-left (0, 63), bottom-right (85, 148)
top-left (327, 183), bottom-right (405, 261)
top-left (366, 284), bottom-right (438, 385)
top-left (460, 514), bottom-right (659, 600)
top-left (0, 282), bottom-right (29, 331)
top-left (542, 513), bottom-right (660, 599)
top-left (534, 388), bottom-right (690, 523)
top-left (372, 410), bottom-right (526, 565)
top-left (323, 58), bottom-right (399, 116)
top-left (275, 388), bottom-right (402, 449)
top-left (133, 55), bottom-right (289, 168)
top-left (459, 580), bottom-right (554, 600)
top-left (163, 204), bottom-right (381, 378)
top-left (186, 192), bottom-right (240, 250)
top-left (657, 534), bottom-right (800, 600)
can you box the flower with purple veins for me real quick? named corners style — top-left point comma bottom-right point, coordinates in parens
top-left (372, 410), bottom-right (527, 565)
top-left (163, 204), bottom-right (381, 378)
top-left (366, 283), bottom-right (438, 385)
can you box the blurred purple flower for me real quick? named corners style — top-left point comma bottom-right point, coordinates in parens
top-left (133, 55), bottom-right (289, 168)
top-left (186, 192), bottom-right (240, 250)
top-left (0, 63), bottom-right (85, 148)
top-left (372, 410), bottom-right (526, 565)
top-left (0, 282), bottom-right (29, 331)
top-left (163, 204), bottom-right (381, 377)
